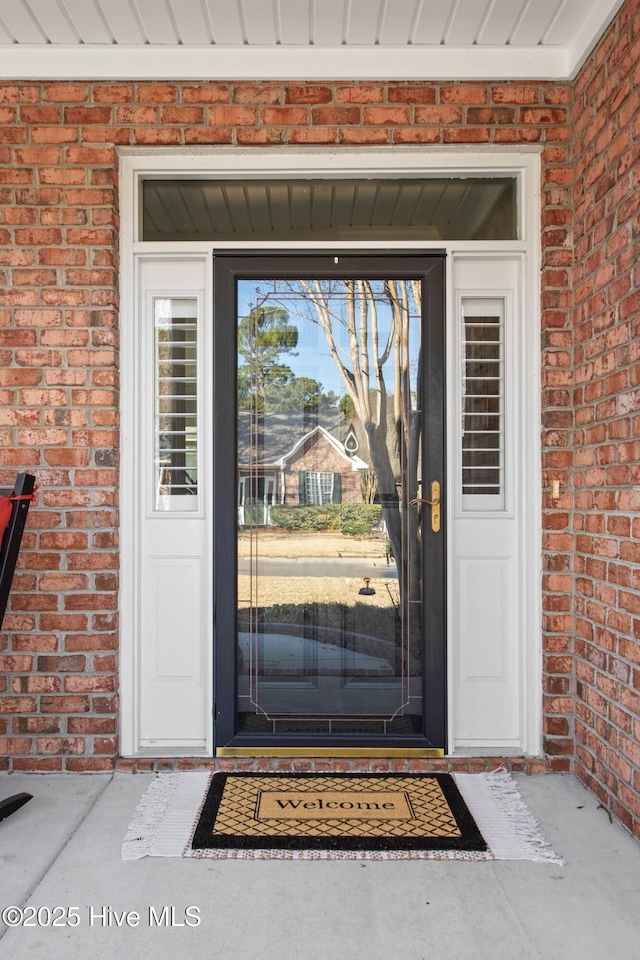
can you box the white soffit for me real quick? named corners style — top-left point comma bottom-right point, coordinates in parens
top-left (0, 0), bottom-right (626, 81)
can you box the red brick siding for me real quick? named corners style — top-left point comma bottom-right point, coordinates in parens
top-left (0, 76), bottom-right (573, 772)
top-left (571, 0), bottom-right (640, 840)
top-left (284, 435), bottom-right (363, 504)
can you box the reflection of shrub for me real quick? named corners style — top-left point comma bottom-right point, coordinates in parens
top-left (341, 519), bottom-right (372, 537)
top-left (270, 504), bottom-right (340, 530)
top-left (270, 503), bottom-right (381, 536)
top-left (339, 504), bottom-right (381, 529)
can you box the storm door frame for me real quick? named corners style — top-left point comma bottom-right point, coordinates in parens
top-left (212, 253), bottom-right (447, 754)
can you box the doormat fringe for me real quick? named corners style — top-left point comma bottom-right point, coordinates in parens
top-left (455, 767), bottom-right (564, 865)
top-left (121, 771), bottom-right (211, 861)
top-left (121, 767), bottom-right (563, 864)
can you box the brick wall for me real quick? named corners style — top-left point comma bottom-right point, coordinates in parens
top-left (0, 76), bottom-right (577, 773)
top-left (284, 434), bottom-right (362, 504)
top-left (571, 0), bottom-right (640, 840)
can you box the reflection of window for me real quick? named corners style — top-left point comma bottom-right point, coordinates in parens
top-left (238, 474), bottom-right (276, 525)
top-left (298, 470), bottom-right (341, 505)
top-left (154, 297), bottom-right (198, 511)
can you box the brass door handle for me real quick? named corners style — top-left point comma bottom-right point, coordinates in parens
top-left (408, 481), bottom-right (441, 533)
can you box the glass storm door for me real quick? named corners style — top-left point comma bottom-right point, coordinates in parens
top-left (214, 256), bottom-right (445, 752)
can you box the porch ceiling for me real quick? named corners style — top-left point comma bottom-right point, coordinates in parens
top-left (0, 0), bottom-right (625, 81)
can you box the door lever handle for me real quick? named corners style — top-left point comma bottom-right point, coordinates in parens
top-left (408, 481), bottom-right (441, 533)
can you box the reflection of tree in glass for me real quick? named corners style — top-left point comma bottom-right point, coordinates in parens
top-left (238, 304), bottom-right (339, 413)
top-left (287, 279), bottom-right (423, 609)
top-left (238, 305), bottom-right (297, 410)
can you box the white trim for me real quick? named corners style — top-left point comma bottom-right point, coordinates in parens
top-left (0, 3), bottom-right (625, 86)
top-left (448, 252), bottom-right (541, 755)
top-left (123, 144), bottom-right (541, 173)
top-left (0, 42), bottom-right (571, 81)
top-left (567, 0), bottom-right (626, 78)
top-left (120, 248), bottom-right (214, 757)
top-left (120, 146), bottom-right (541, 757)
top-left (0, 0), bottom-right (623, 81)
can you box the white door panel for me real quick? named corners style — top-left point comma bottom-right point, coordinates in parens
top-left (124, 255), bottom-right (212, 753)
top-left (451, 255), bottom-right (530, 749)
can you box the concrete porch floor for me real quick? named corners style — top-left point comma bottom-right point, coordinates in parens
top-left (0, 771), bottom-right (639, 960)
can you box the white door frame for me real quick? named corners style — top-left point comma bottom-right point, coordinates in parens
top-left (119, 147), bottom-right (542, 757)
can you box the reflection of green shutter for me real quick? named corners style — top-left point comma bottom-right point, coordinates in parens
top-left (298, 471), bottom-right (307, 504)
top-left (332, 472), bottom-right (342, 504)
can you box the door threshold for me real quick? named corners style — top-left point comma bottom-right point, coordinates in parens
top-left (217, 747), bottom-right (445, 758)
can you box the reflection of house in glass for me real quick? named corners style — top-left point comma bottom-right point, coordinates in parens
top-left (237, 412), bottom-right (369, 526)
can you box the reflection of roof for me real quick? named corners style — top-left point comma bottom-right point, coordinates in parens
top-left (281, 425), bottom-right (368, 471)
top-left (237, 411), bottom-right (368, 469)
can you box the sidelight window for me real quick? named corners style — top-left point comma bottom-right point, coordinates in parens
top-left (153, 297), bottom-right (198, 511)
top-left (461, 297), bottom-right (505, 509)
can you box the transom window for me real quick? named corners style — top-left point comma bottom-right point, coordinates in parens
top-left (142, 177), bottom-right (517, 242)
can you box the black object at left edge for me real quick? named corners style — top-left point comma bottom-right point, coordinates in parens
top-left (0, 793), bottom-right (33, 822)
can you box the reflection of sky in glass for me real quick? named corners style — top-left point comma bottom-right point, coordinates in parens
top-left (238, 279), bottom-right (420, 399)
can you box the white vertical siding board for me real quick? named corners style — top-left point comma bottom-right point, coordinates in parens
top-left (204, 0), bottom-right (243, 43)
top-left (546, 0), bottom-right (593, 45)
top-left (277, 0), bottom-right (310, 44)
top-left (23, 0), bottom-right (79, 42)
top-left (509, 0), bottom-right (559, 45)
top-left (376, 0), bottom-right (418, 45)
top-left (412, 0), bottom-right (454, 44)
top-left (242, 0), bottom-right (277, 44)
top-left (0, 0), bottom-right (47, 42)
top-left (169, 0), bottom-right (212, 45)
top-left (312, 0), bottom-right (346, 45)
top-left (445, 0), bottom-right (492, 45)
top-left (476, 0), bottom-right (524, 45)
top-left (133, 0), bottom-right (177, 44)
top-left (97, 0), bottom-right (145, 44)
top-left (346, 0), bottom-right (382, 45)
top-left (60, 0), bottom-right (113, 43)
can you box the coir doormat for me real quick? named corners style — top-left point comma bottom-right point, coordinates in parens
top-left (191, 773), bottom-right (486, 854)
top-left (122, 768), bottom-right (564, 863)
